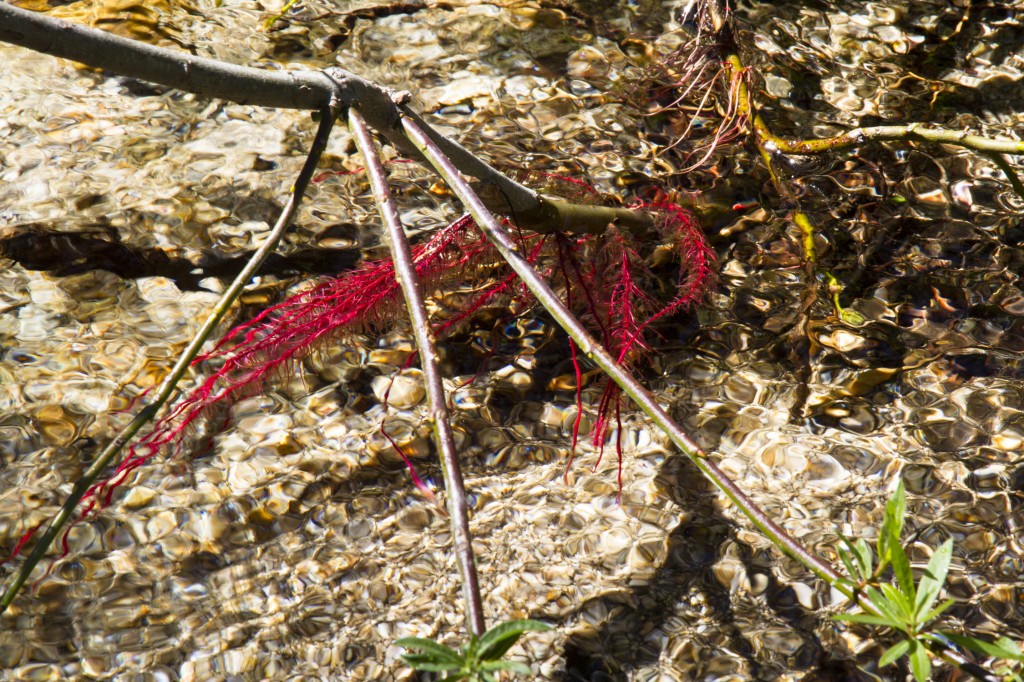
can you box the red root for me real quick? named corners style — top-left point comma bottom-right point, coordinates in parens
top-left (10, 187), bottom-right (715, 562)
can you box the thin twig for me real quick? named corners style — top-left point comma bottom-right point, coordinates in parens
top-left (0, 97), bottom-right (344, 615)
top-left (348, 107), bottom-right (486, 638)
top-left (763, 123), bottom-right (1024, 156)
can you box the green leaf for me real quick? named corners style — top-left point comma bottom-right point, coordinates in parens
top-left (399, 654), bottom-right (463, 673)
top-left (991, 637), bottom-right (1024, 662)
top-left (838, 534), bottom-right (873, 582)
top-left (909, 639), bottom-right (931, 682)
top-left (394, 638), bottom-right (465, 666)
top-left (880, 583), bottom-right (915, 624)
top-left (939, 633), bottom-right (1024, 662)
top-left (866, 586), bottom-right (906, 627)
top-left (879, 481), bottom-right (906, 569)
top-left (854, 538), bottom-right (874, 578)
top-left (889, 540), bottom-right (915, 605)
top-left (838, 543), bottom-right (859, 581)
top-left (476, 620), bottom-right (552, 661)
top-left (833, 612), bottom-right (899, 628)
top-left (915, 540), bottom-right (953, 621)
top-left (262, 0), bottom-right (300, 29)
top-left (921, 598), bottom-right (955, 625)
top-left (480, 660), bottom-right (533, 675)
top-left (879, 639), bottom-right (913, 668)
top-left (840, 307), bottom-right (866, 325)
top-left (462, 634), bottom-right (480, 661)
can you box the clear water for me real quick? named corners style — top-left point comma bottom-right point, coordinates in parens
top-left (0, 0), bottom-right (1022, 680)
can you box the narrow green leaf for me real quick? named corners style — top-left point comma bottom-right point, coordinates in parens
top-left (834, 576), bottom-right (861, 594)
top-left (889, 540), bottom-right (915, 605)
top-left (994, 637), bottom-right (1024, 660)
top-left (915, 540), bottom-right (953, 620)
top-left (921, 598), bottom-right (955, 625)
top-left (399, 655), bottom-right (463, 673)
top-left (838, 544), bottom-right (860, 581)
top-left (939, 633), bottom-right (1024, 662)
top-left (993, 637), bottom-right (1024, 662)
top-left (462, 634), bottom-right (480, 661)
top-left (879, 639), bottom-right (913, 668)
top-left (394, 638), bottom-right (465, 666)
top-left (909, 640), bottom-right (931, 682)
top-left (476, 620), bottom-right (552, 661)
top-left (854, 538), bottom-right (874, 578)
top-left (480, 659), bottom-right (533, 675)
top-left (880, 583), bottom-right (914, 623)
top-left (866, 585), bottom-right (907, 627)
top-left (262, 0), bottom-right (300, 29)
top-left (833, 612), bottom-right (899, 628)
top-left (879, 481), bottom-right (906, 568)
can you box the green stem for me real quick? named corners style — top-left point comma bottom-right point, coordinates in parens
top-left (400, 113), bottom-right (849, 591)
top-left (0, 99), bottom-right (343, 614)
top-left (982, 151), bottom-right (1024, 204)
top-left (349, 108), bottom-right (486, 638)
top-left (763, 122), bottom-right (1024, 156)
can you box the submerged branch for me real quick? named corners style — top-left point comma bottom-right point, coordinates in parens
top-left (762, 122), bottom-right (1024, 157)
top-left (983, 152), bottom-right (1024, 203)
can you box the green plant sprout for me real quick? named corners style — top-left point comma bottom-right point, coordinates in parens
top-left (395, 619), bottom-right (552, 682)
top-left (835, 481), bottom-right (1024, 681)
top-left (824, 272), bottom-right (866, 326)
top-left (263, 0), bottom-right (300, 29)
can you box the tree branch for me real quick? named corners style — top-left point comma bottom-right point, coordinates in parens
top-left (0, 1), bottom-right (653, 235)
top-left (763, 123), bottom-right (1024, 156)
top-left (0, 1), bottom-right (332, 110)
top-left (401, 112), bottom-right (851, 598)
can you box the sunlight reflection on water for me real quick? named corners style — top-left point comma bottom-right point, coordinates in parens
top-left (0, 0), bottom-right (1023, 679)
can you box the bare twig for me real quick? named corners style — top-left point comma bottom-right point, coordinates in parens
top-left (349, 107), bottom-right (485, 638)
top-left (0, 95), bottom-right (344, 615)
top-left (762, 122), bottom-right (1024, 156)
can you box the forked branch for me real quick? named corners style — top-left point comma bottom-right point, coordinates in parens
top-left (401, 113), bottom-right (850, 592)
top-left (0, 1), bottom-right (652, 234)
